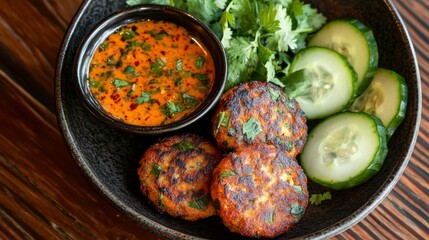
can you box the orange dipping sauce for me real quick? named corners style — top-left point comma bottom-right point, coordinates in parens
top-left (88, 20), bottom-right (215, 126)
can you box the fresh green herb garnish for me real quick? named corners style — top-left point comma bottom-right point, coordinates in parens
top-left (100, 71), bottom-right (113, 79)
top-left (219, 111), bottom-right (231, 127)
top-left (309, 192), bottom-right (332, 206)
top-left (148, 79), bottom-right (159, 85)
top-left (242, 117), bottom-right (262, 141)
top-left (127, 84), bottom-right (135, 98)
top-left (187, 194), bottom-right (211, 210)
top-left (215, 111), bottom-right (230, 133)
top-left (283, 141), bottom-right (293, 151)
top-left (123, 65), bottom-right (135, 74)
top-left (286, 101), bottom-right (296, 109)
top-left (126, 41), bottom-right (138, 49)
top-left (156, 57), bottom-right (165, 66)
top-left (293, 185), bottom-right (304, 194)
top-left (184, 71), bottom-right (192, 77)
top-left (161, 101), bottom-right (182, 116)
top-left (283, 69), bottom-right (311, 99)
top-left (88, 78), bottom-right (100, 88)
top-left (124, 65), bottom-right (135, 74)
top-left (126, 0), bottom-right (326, 91)
top-left (136, 92), bottom-right (151, 104)
top-left (176, 59), bottom-right (183, 71)
top-left (107, 55), bottom-right (115, 65)
top-left (290, 203), bottom-right (304, 219)
top-left (127, 72), bottom-right (141, 79)
top-left (150, 164), bottom-right (162, 178)
top-left (172, 141), bottom-right (196, 151)
top-left (121, 29), bottom-right (135, 40)
top-left (175, 77), bottom-right (182, 86)
top-left (228, 127), bottom-right (236, 136)
top-left (99, 85), bottom-right (107, 93)
top-left (155, 34), bottom-right (163, 40)
top-left (146, 29), bottom-right (169, 40)
top-left (113, 78), bottom-right (130, 88)
top-left (140, 42), bottom-right (151, 51)
top-left (219, 170), bottom-right (236, 179)
top-left (99, 42), bottom-right (109, 51)
top-left (195, 56), bottom-right (205, 69)
top-left (160, 93), bottom-right (199, 117)
top-left (158, 193), bottom-right (164, 208)
top-left (194, 73), bottom-right (210, 87)
top-left (268, 87), bottom-right (281, 101)
top-left (150, 58), bottom-right (165, 76)
top-left (181, 93), bottom-right (199, 109)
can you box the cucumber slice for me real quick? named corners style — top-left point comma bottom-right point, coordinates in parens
top-left (300, 112), bottom-right (388, 190)
top-left (349, 68), bottom-right (408, 139)
top-left (286, 46), bottom-right (357, 120)
top-left (308, 18), bottom-right (379, 94)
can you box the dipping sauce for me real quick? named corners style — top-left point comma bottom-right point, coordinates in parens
top-left (87, 20), bottom-right (215, 126)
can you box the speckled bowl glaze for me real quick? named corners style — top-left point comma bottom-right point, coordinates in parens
top-left (55, 0), bottom-right (421, 239)
top-left (73, 4), bottom-right (227, 135)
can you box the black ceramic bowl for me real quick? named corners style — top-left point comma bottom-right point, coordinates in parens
top-left (56, 0), bottom-right (421, 239)
top-left (73, 4), bottom-right (227, 134)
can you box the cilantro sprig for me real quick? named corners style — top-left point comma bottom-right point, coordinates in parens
top-left (309, 192), bottom-right (332, 206)
top-left (126, 0), bottom-right (326, 91)
top-left (160, 93), bottom-right (200, 117)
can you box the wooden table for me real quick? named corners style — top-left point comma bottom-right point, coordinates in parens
top-left (0, 0), bottom-right (427, 239)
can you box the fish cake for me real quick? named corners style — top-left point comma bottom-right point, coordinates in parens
top-left (211, 144), bottom-right (308, 238)
top-left (212, 81), bottom-right (307, 157)
top-left (138, 133), bottom-right (222, 221)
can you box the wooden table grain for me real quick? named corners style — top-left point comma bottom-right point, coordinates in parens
top-left (0, 0), bottom-right (427, 239)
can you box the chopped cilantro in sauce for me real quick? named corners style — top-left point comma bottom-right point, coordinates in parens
top-left (136, 92), bottom-right (151, 104)
top-left (113, 78), bottom-right (130, 88)
top-left (88, 20), bottom-right (215, 126)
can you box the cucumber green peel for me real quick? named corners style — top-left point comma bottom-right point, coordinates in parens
top-left (349, 68), bottom-right (408, 139)
top-left (300, 112), bottom-right (388, 190)
top-left (308, 18), bottom-right (379, 94)
top-left (286, 46), bottom-right (358, 120)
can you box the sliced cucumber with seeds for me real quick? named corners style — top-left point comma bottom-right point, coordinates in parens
top-left (308, 18), bottom-right (379, 94)
top-left (349, 68), bottom-right (408, 139)
top-left (300, 112), bottom-right (388, 190)
top-left (286, 46), bottom-right (357, 120)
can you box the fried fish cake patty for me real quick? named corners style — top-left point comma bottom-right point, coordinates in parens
top-left (138, 134), bottom-right (222, 221)
top-left (212, 81), bottom-right (307, 157)
top-left (211, 144), bottom-right (308, 238)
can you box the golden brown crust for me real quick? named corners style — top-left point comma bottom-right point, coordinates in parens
top-left (212, 81), bottom-right (307, 157)
top-left (211, 144), bottom-right (308, 238)
top-left (137, 133), bottom-right (222, 221)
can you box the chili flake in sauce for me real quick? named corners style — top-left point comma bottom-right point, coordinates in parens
top-left (88, 20), bottom-right (215, 126)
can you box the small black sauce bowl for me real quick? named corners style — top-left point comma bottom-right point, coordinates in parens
top-left (73, 4), bottom-right (227, 135)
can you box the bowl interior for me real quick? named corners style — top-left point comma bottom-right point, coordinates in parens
top-left (56, 0), bottom-right (420, 239)
top-left (73, 4), bottom-right (227, 134)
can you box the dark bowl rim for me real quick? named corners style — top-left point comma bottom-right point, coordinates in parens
top-left (72, 3), bottom-right (228, 135)
top-left (54, 0), bottom-right (422, 239)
